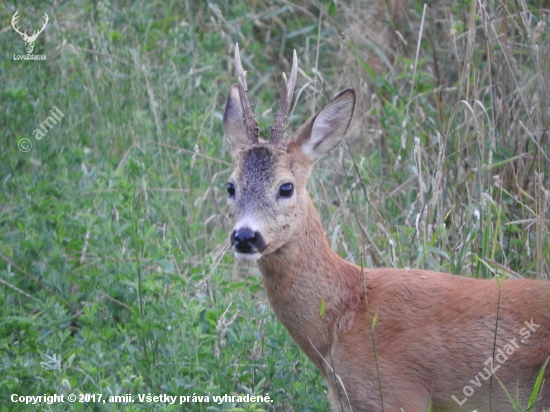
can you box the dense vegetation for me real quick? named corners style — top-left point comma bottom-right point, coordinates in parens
top-left (1, 0), bottom-right (548, 410)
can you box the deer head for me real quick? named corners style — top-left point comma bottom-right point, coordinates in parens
top-left (223, 44), bottom-right (355, 260)
top-left (12, 11), bottom-right (49, 54)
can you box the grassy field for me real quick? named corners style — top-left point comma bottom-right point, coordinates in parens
top-left (1, 0), bottom-right (549, 411)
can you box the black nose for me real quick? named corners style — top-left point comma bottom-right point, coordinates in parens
top-left (231, 228), bottom-right (266, 254)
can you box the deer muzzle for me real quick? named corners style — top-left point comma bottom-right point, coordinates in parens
top-left (231, 227), bottom-right (267, 258)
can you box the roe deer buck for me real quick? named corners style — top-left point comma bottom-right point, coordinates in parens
top-left (222, 44), bottom-right (550, 412)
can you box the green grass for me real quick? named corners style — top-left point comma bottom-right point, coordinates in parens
top-left (1, 0), bottom-right (549, 411)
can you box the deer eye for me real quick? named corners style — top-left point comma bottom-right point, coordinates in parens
top-left (279, 183), bottom-right (294, 198)
top-left (227, 182), bottom-right (236, 197)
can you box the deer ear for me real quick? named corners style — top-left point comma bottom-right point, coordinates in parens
top-left (293, 89), bottom-right (355, 162)
top-left (223, 85), bottom-right (248, 156)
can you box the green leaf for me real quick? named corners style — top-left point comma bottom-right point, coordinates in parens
top-left (371, 310), bottom-right (379, 329)
top-left (328, 0), bottom-right (338, 17)
top-left (156, 259), bottom-right (175, 273)
top-left (528, 357), bottom-right (549, 409)
top-left (426, 246), bottom-right (450, 261)
top-left (254, 377), bottom-right (266, 394)
top-left (494, 373), bottom-right (521, 411)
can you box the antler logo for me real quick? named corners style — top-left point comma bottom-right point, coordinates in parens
top-left (11, 10), bottom-right (49, 54)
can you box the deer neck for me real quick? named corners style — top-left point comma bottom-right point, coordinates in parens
top-left (257, 196), bottom-right (362, 371)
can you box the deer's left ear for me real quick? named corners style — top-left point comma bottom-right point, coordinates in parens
top-left (223, 84), bottom-right (248, 157)
top-left (292, 89), bottom-right (355, 163)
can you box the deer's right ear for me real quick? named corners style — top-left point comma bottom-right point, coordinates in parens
top-left (223, 85), bottom-right (248, 156)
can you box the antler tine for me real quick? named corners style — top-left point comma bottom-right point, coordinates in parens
top-left (29, 13), bottom-right (48, 40)
top-left (234, 43), bottom-right (247, 91)
top-left (11, 10), bottom-right (27, 37)
top-left (287, 50), bottom-right (298, 102)
top-left (235, 43), bottom-right (259, 144)
top-left (270, 49), bottom-right (298, 145)
top-left (37, 14), bottom-right (49, 35)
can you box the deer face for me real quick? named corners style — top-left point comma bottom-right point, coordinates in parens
top-left (23, 39), bottom-right (36, 54)
top-left (223, 45), bottom-right (355, 260)
top-left (226, 144), bottom-right (306, 259)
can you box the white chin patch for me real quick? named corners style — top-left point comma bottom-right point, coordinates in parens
top-left (234, 251), bottom-right (262, 261)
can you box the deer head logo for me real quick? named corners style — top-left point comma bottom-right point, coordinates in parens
top-left (11, 10), bottom-right (49, 54)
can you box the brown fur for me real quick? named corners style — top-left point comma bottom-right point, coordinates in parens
top-left (256, 194), bottom-right (550, 412)
top-left (222, 50), bottom-right (550, 411)
top-left (258, 195), bottom-right (550, 412)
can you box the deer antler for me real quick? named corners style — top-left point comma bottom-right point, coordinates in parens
top-left (235, 44), bottom-right (259, 145)
top-left (270, 50), bottom-right (297, 145)
top-left (30, 13), bottom-right (49, 41)
top-left (11, 11), bottom-right (28, 39)
top-left (11, 11), bottom-right (48, 42)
